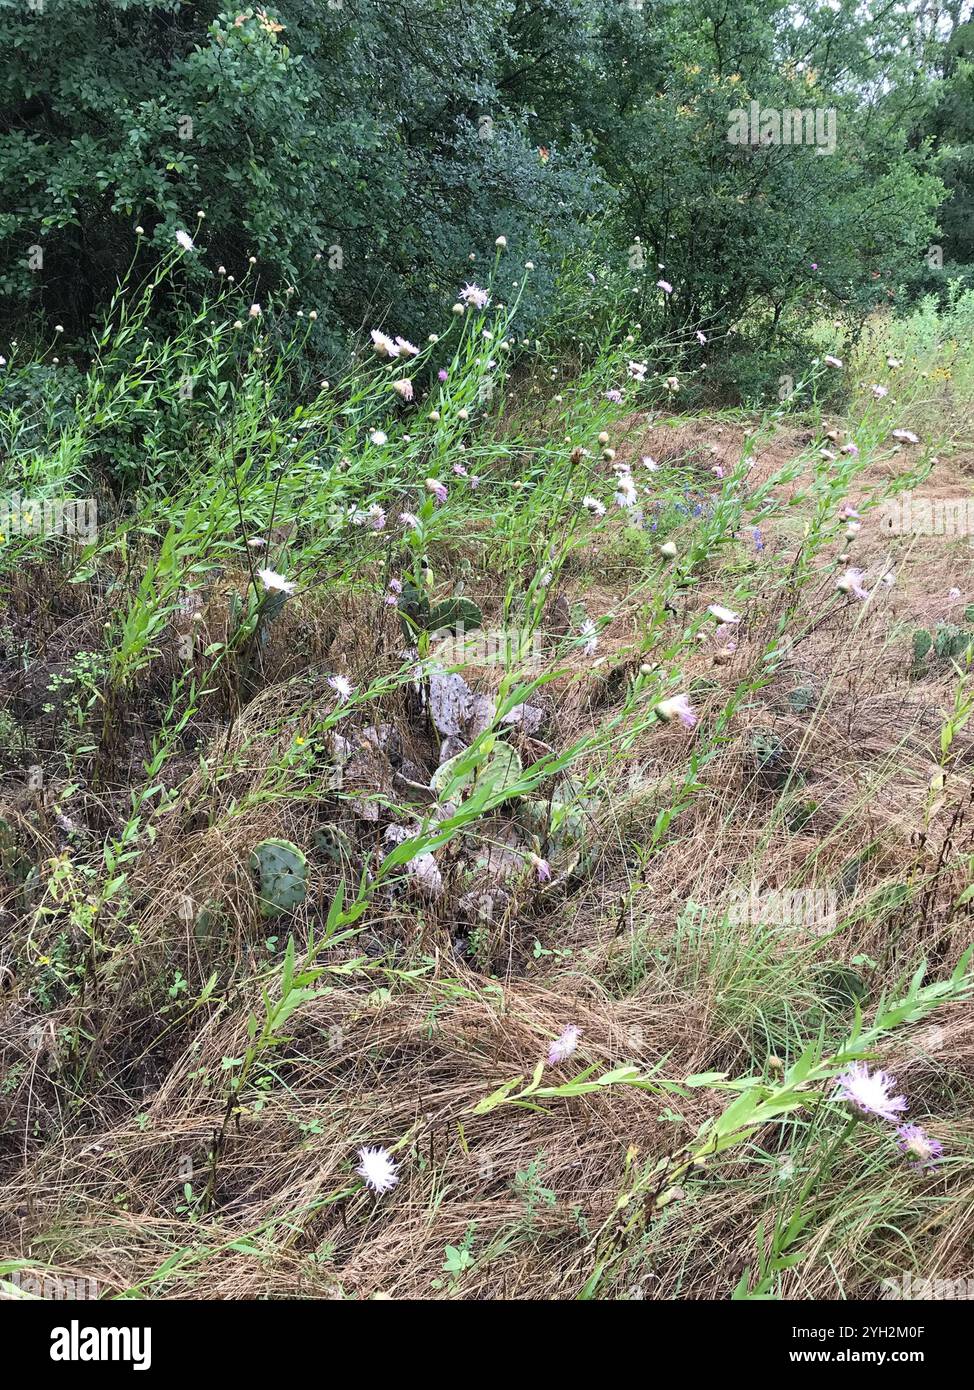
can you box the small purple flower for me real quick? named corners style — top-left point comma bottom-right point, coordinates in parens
top-left (752, 527), bottom-right (764, 552)
top-left (547, 1025), bottom-right (581, 1066)
top-left (604, 388), bottom-right (623, 403)
top-left (425, 478), bottom-right (448, 505)
top-left (528, 853), bottom-right (551, 883)
top-left (895, 1125), bottom-right (943, 1170)
top-left (655, 693), bottom-right (697, 729)
top-left (437, 368), bottom-right (449, 382)
top-left (835, 1062), bottom-right (908, 1123)
top-left (837, 567), bottom-right (869, 601)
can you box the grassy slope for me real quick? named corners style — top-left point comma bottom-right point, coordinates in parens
top-left (1, 286), bottom-right (974, 1301)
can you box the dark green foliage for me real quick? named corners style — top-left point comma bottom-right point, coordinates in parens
top-left (427, 598), bottom-right (484, 636)
top-left (912, 628), bottom-right (934, 667)
top-left (398, 585), bottom-right (483, 639)
top-left (0, 0), bottom-right (954, 391)
top-left (913, 623), bottom-right (973, 671)
top-left (0, 0), bottom-right (604, 348)
top-left (574, 0), bottom-right (944, 362)
top-left (935, 623), bottom-right (972, 660)
top-left (397, 581), bottom-right (431, 635)
top-left (785, 799), bottom-right (816, 833)
top-left (918, 15), bottom-right (974, 291)
top-left (814, 964), bottom-right (869, 1011)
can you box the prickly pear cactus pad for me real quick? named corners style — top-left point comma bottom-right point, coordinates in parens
top-left (250, 838), bottom-right (308, 918)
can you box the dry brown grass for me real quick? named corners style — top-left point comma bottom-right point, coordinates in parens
top-left (2, 413), bottom-right (974, 1302)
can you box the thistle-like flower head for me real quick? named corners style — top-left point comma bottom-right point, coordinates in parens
top-left (895, 1124), bottom-right (943, 1170)
top-left (328, 674), bottom-right (354, 702)
top-left (835, 1062), bottom-right (908, 1123)
top-left (356, 1145), bottom-right (399, 1195)
top-left (656, 694), bottom-right (697, 729)
top-left (547, 1025), bottom-right (581, 1066)
top-left (257, 567), bottom-right (295, 596)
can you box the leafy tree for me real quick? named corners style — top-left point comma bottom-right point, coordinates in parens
top-left (0, 0), bottom-right (606, 353)
top-left (925, 10), bottom-right (974, 278)
top-left (568, 0), bottom-right (944, 347)
top-left (0, 0), bottom-right (952, 379)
